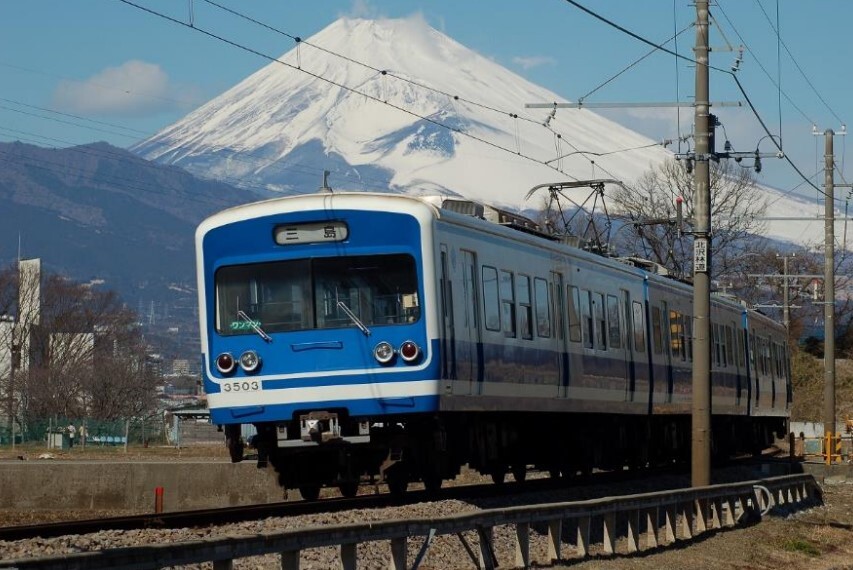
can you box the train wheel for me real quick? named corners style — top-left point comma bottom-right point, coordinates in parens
top-left (423, 474), bottom-right (443, 493)
top-left (299, 485), bottom-right (321, 501)
top-left (224, 425), bottom-right (244, 463)
top-left (338, 482), bottom-right (359, 498)
top-left (511, 465), bottom-right (526, 483)
top-left (387, 472), bottom-right (409, 499)
top-left (490, 467), bottom-right (507, 485)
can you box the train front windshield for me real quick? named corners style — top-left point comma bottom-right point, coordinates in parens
top-left (215, 254), bottom-right (421, 335)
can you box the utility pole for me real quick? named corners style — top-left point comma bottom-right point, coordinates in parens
top-left (691, 0), bottom-right (712, 488)
top-left (823, 129), bottom-right (836, 458)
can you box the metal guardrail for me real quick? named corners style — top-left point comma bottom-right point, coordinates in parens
top-left (0, 473), bottom-right (820, 570)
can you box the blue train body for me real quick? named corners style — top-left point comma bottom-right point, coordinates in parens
top-left (197, 192), bottom-right (790, 497)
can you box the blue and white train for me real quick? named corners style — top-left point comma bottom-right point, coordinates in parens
top-left (196, 191), bottom-right (790, 499)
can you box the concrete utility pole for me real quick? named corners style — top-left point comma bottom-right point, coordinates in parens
top-left (823, 129), bottom-right (836, 451)
top-left (692, 0), bottom-right (712, 488)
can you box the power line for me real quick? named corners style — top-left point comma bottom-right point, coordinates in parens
top-left (0, 97), bottom-right (150, 136)
top-left (713, 3), bottom-right (816, 126)
top-left (560, 0), bottom-right (834, 201)
top-left (0, 104), bottom-right (144, 141)
top-left (576, 24), bottom-right (693, 105)
top-left (198, 0), bottom-right (552, 133)
top-left (116, 0), bottom-right (591, 182)
top-left (752, 0), bottom-right (844, 125)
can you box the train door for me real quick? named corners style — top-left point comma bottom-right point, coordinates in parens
top-left (551, 271), bottom-right (569, 396)
top-left (454, 249), bottom-right (481, 395)
top-left (439, 246), bottom-right (456, 381)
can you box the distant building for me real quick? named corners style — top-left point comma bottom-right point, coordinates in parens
top-left (172, 359), bottom-right (191, 376)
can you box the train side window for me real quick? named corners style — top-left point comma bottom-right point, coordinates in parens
top-left (669, 310), bottom-right (682, 359)
top-left (581, 290), bottom-right (593, 348)
top-left (534, 277), bottom-right (551, 338)
top-left (567, 285), bottom-right (582, 342)
top-left (712, 324), bottom-right (721, 367)
top-left (551, 274), bottom-right (564, 341)
top-left (632, 301), bottom-right (646, 352)
top-left (651, 306), bottom-right (663, 354)
top-left (607, 294), bottom-right (621, 349)
top-left (737, 329), bottom-right (745, 367)
top-left (749, 330), bottom-right (756, 370)
top-left (773, 342), bottom-right (782, 378)
top-left (499, 270), bottom-right (516, 338)
top-left (684, 314), bottom-right (693, 361)
top-left (482, 266), bottom-right (500, 332)
top-left (594, 292), bottom-right (606, 349)
top-left (725, 326), bottom-right (734, 368)
top-left (518, 275), bottom-right (533, 340)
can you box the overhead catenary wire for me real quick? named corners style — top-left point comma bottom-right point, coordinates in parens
top-left (560, 0), bottom-right (837, 202)
top-left (147, 0), bottom-right (673, 185)
top-left (713, 3), bottom-right (816, 126)
top-left (115, 0), bottom-right (591, 183)
top-left (753, 0), bottom-right (844, 125)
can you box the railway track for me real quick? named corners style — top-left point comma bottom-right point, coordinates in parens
top-left (0, 455), bottom-right (795, 542)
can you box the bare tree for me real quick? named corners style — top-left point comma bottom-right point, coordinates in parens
top-left (610, 159), bottom-right (768, 280)
top-left (0, 263), bottom-right (160, 430)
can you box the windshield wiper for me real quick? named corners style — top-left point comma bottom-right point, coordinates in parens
top-left (336, 300), bottom-right (371, 336)
top-left (237, 310), bottom-right (272, 342)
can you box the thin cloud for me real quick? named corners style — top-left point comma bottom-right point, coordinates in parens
top-left (52, 60), bottom-right (193, 117)
top-left (345, 0), bottom-right (380, 18)
top-left (512, 55), bottom-right (557, 70)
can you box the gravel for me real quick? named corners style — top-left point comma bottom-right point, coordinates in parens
top-left (2, 465), bottom-right (850, 570)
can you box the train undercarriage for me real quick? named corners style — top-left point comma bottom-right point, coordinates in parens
top-left (234, 411), bottom-right (786, 500)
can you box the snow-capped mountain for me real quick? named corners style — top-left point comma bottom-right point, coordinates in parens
top-left (133, 16), bottom-right (825, 245)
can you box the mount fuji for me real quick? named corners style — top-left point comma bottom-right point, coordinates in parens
top-left (133, 16), bottom-right (825, 245)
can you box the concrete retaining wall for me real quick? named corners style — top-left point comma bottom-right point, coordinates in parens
top-left (0, 461), bottom-right (285, 511)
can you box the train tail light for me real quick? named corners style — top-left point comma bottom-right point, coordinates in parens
top-left (216, 352), bottom-right (236, 374)
top-left (399, 341), bottom-right (420, 363)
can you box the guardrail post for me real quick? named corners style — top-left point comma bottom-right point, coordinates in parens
top-left (602, 512), bottom-right (617, 554)
top-left (722, 497), bottom-right (735, 527)
top-left (477, 526), bottom-right (496, 570)
top-left (695, 499), bottom-right (708, 534)
top-left (281, 550), bottom-right (300, 570)
top-left (738, 493), bottom-right (753, 522)
top-left (576, 516), bottom-right (591, 558)
top-left (663, 504), bottom-right (677, 544)
top-left (388, 537), bottom-right (406, 570)
top-left (547, 519), bottom-right (562, 562)
top-left (341, 543), bottom-right (357, 570)
top-left (514, 522), bottom-right (530, 568)
top-left (710, 498), bottom-right (722, 529)
top-left (680, 502), bottom-right (694, 539)
top-left (645, 508), bottom-right (659, 549)
top-left (626, 509), bottom-right (640, 553)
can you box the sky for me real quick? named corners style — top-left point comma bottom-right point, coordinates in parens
top-left (2, 0), bottom-right (852, 204)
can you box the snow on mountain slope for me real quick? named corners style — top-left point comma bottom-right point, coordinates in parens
top-left (133, 16), bottom-right (825, 245)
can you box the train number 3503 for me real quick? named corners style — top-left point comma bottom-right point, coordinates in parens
top-left (223, 381), bottom-right (260, 392)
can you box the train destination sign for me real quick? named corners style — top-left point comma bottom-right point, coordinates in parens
top-left (274, 221), bottom-right (349, 245)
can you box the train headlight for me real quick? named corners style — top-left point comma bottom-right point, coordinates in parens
top-left (215, 352), bottom-right (236, 375)
top-left (373, 341), bottom-right (395, 364)
top-left (239, 350), bottom-right (261, 373)
top-left (399, 340), bottom-right (420, 363)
